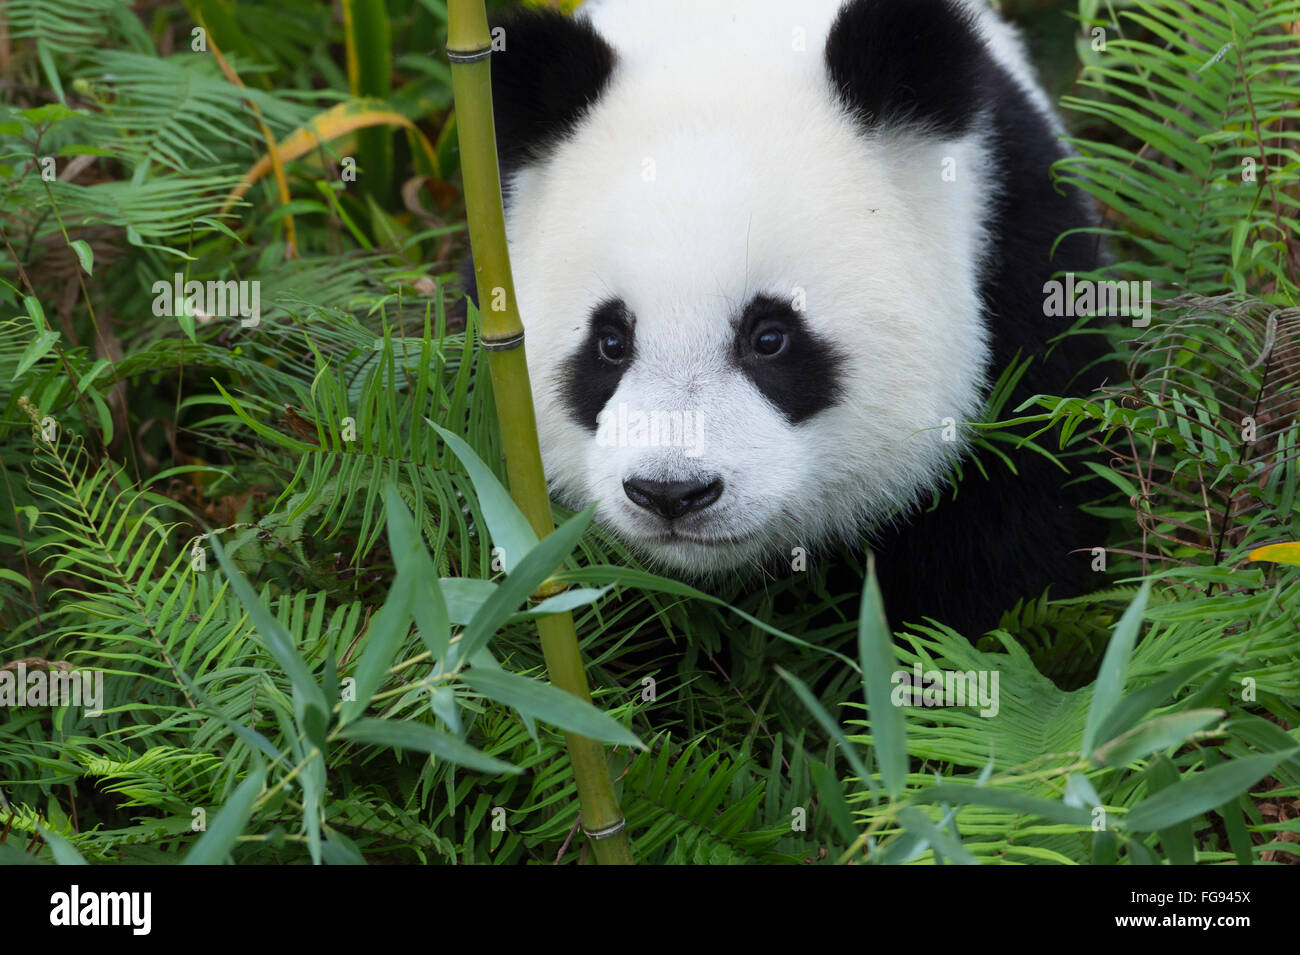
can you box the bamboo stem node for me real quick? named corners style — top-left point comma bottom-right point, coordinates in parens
top-left (481, 331), bottom-right (526, 351)
top-left (446, 45), bottom-right (493, 63)
top-left (529, 577), bottom-right (570, 602)
top-left (582, 818), bottom-right (628, 841)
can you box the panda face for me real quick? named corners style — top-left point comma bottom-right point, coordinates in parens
top-left (488, 0), bottom-right (1008, 575)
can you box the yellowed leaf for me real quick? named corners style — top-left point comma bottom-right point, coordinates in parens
top-left (1248, 542), bottom-right (1300, 565)
top-left (222, 100), bottom-right (441, 214)
top-left (207, 33), bottom-right (297, 257)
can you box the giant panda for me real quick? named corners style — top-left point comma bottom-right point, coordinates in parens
top-left (464, 0), bottom-right (1108, 636)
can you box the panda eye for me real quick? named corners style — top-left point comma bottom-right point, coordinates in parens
top-left (752, 325), bottom-right (787, 358)
top-left (597, 328), bottom-right (627, 364)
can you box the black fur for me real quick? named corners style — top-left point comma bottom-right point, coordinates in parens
top-left (457, 9), bottom-right (617, 312)
top-left (732, 294), bottom-right (846, 425)
top-left (827, 7), bottom-right (1111, 635)
top-left (488, 9), bottom-right (617, 174)
top-left (563, 299), bottom-right (635, 431)
top-left (825, 0), bottom-right (989, 136)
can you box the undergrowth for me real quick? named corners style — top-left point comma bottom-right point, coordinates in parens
top-left (0, 0), bottom-right (1296, 864)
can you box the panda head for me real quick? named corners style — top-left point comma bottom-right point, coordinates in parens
top-left (483, 0), bottom-right (1000, 576)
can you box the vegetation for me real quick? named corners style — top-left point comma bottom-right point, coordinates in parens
top-left (0, 0), bottom-right (1296, 865)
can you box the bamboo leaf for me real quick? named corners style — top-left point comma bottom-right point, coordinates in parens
top-left (462, 667), bottom-right (642, 748)
top-left (337, 718), bottom-right (520, 774)
top-left (38, 826), bottom-right (88, 866)
top-left (14, 330), bottom-right (59, 380)
top-left (858, 557), bottom-right (906, 799)
top-left (1081, 583), bottom-right (1151, 754)
top-left (383, 485), bottom-right (451, 664)
top-left (897, 808), bottom-right (977, 865)
top-left (1122, 749), bottom-right (1300, 833)
top-left (182, 764), bottom-right (266, 865)
top-left (808, 757), bottom-right (858, 844)
top-left (776, 667), bottom-right (879, 799)
top-left (430, 420), bottom-right (539, 569)
top-left (69, 239), bottom-right (93, 275)
top-left (909, 784), bottom-right (1093, 827)
top-left (340, 543), bottom-right (418, 724)
top-left (1064, 773), bottom-right (1104, 809)
top-left (221, 100), bottom-right (440, 213)
top-left (1248, 542), bottom-right (1300, 565)
top-left (211, 536), bottom-right (329, 729)
top-left (1093, 709), bottom-right (1224, 767)
top-left (458, 506), bottom-right (594, 662)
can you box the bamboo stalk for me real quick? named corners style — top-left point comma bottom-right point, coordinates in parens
top-left (446, 0), bottom-right (634, 866)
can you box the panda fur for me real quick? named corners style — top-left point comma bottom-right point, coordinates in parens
top-left (465, 0), bottom-right (1108, 636)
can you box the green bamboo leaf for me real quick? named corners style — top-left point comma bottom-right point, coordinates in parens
top-left (858, 557), bottom-right (906, 798)
top-left (442, 580), bottom-right (609, 624)
top-left (14, 330), bottom-right (59, 380)
top-left (337, 717), bottom-right (520, 774)
top-left (1122, 749), bottom-right (1300, 833)
top-left (1092, 829), bottom-right (1119, 865)
top-left (340, 548), bottom-right (417, 724)
top-left (383, 485), bottom-right (450, 663)
top-left (211, 536), bottom-right (329, 725)
top-left (1204, 749), bottom-right (1254, 866)
top-left (897, 807), bottom-right (977, 865)
top-left (38, 825), bottom-right (88, 865)
top-left (87, 389), bottom-right (114, 444)
top-left (1064, 773), bottom-right (1103, 809)
top-left (1094, 656), bottom-right (1225, 744)
top-left (439, 577), bottom-right (498, 623)
top-left (182, 764), bottom-right (266, 865)
top-left (776, 666), bottom-right (879, 798)
top-left (23, 295), bottom-right (45, 331)
top-left (1227, 716), bottom-right (1300, 785)
top-left (458, 506), bottom-right (595, 661)
top-left (1230, 218), bottom-right (1250, 269)
top-left (517, 586), bottom-right (611, 617)
top-left (875, 827), bottom-right (928, 865)
top-left (1081, 582), bottom-right (1151, 754)
top-left (1093, 709), bottom-right (1224, 767)
top-left (429, 420), bottom-right (539, 569)
top-left (429, 684), bottom-right (462, 735)
top-left (910, 784), bottom-right (1093, 827)
top-left (462, 667), bottom-right (642, 748)
top-left (555, 565), bottom-right (857, 666)
top-left (214, 382), bottom-right (317, 454)
top-left (1145, 755), bottom-right (1195, 864)
top-left (321, 832), bottom-right (367, 866)
top-left (1125, 835), bottom-right (1157, 865)
top-left (808, 757), bottom-right (858, 844)
top-left (69, 239), bottom-right (93, 275)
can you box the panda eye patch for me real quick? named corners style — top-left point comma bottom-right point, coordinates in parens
top-left (562, 298), bottom-right (635, 432)
top-left (733, 293), bottom-right (844, 424)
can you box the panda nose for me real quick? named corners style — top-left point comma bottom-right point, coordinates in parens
top-left (623, 477), bottom-right (723, 520)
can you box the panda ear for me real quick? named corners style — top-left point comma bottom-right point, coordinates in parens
top-left (824, 0), bottom-right (989, 136)
top-left (488, 10), bottom-right (617, 171)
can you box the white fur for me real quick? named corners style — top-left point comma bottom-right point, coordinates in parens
top-left (502, 0), bottom-right (1039, 574)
